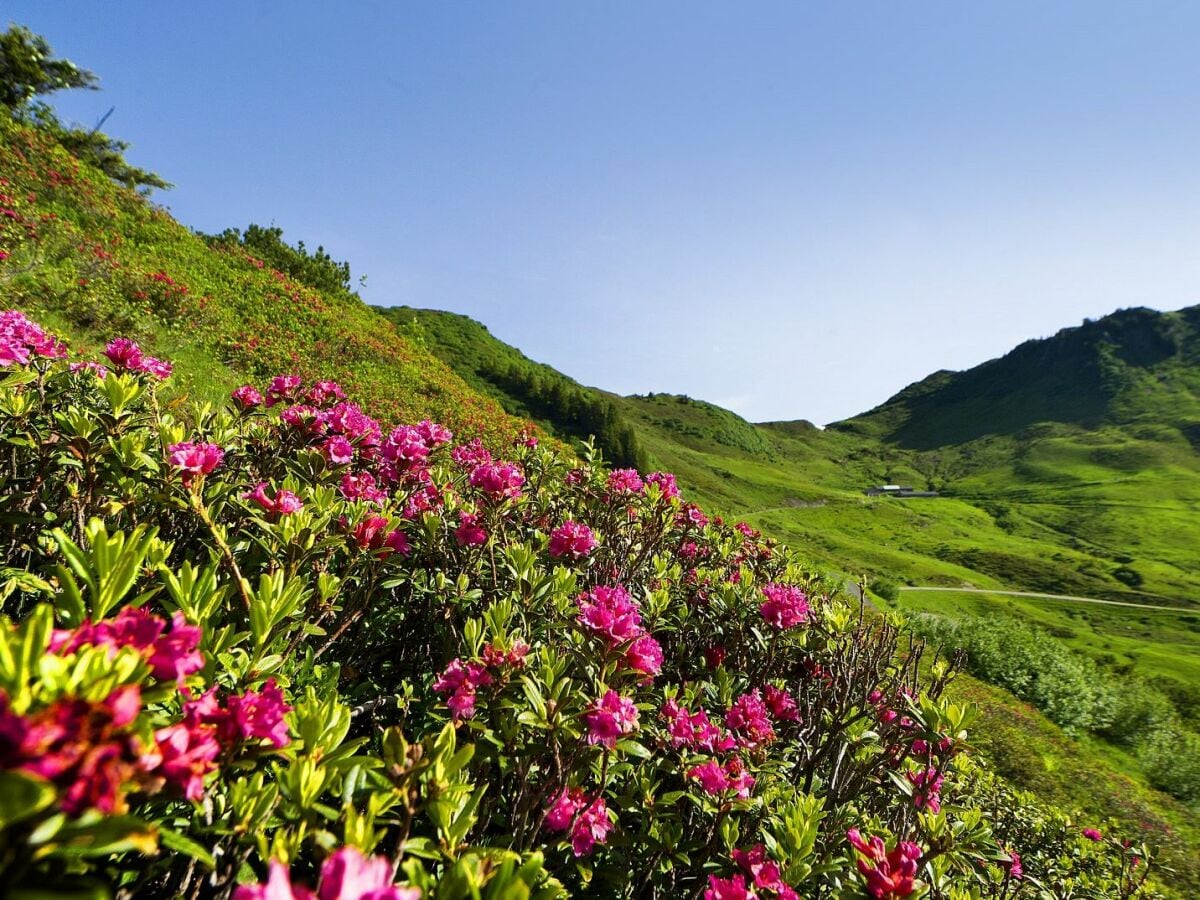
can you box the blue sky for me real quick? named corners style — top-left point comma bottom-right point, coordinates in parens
top-left (13, 2), bottom-right (1200, 423)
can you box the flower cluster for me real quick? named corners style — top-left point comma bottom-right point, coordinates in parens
top-left (704, 845), bottom-right (798, 900)
top-left (759, 583), bottom-right (810, 630)
top-left (104, 337), bottom-right (172, 380)
top-left (548, 520), bottom-right (597, 560)
top-left (167, 441), bottom-right (225, 486)
top-left (584, 689), bottom-right (639, 749)
top-left (847, 829), bottom-right (922, 899)
top-left (50, 607), bottom-right (204, 687)
top-left (233, 846), bottom-right (420, 900)
top-left (544, 787), bottom-right (614, 857)
top-left (0, 309), bottom-right (66, 365)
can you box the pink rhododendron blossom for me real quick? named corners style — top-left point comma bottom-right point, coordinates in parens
top-left (232, 860), bottom-right (314, 900)
top-left (625, 635), bottom-right (663, 677)
top-left (416, 419), bottom-right (453, 447)
top-left (51, 607), bottom-right (204, 687)
top-left (451, 438), bottom-right (492, 469)
top-left (433, 659), bottom-right (494, 721)
top-left (704, 875), bottom-right (754, 900)
top-left (454, 512), bottom-right (488, 547)
top-left (759, 583), bottom-right (810, 630)
top-left (679, 504), bottom-right (709, 528)
top-left (645, 471), bottom-right (679, 498)
top-left (548, 520), bottom-right (597, 560)
top-left (569, 797), bottom-right (613, 857)
top-left (225, 680), bottom-right (292, 748)
top-left (231, 384), bottom-right (264, 409)
top-left (102, 338), bottom-right (170, 379)
top-left (166, 441), bottom-right (225, 486)
top-left (265, 375), bottom-right (303, 407)
top-left (1003, 850), bottom-right (1023, 880)
top-left (340, 472), bottom-right (388, 505)
top-left (576, 585), bottom-right (643, 647)
top-left (847, 829), bottom-right (922, 899)
top-left (382, 529), bottom-right (410, 557)
top-left (233, 848), bottom-right (420, 900)
top-left (69, 360), bottom-right (109, 378)
top-left (732, 844), bottom-right (798, 899)
top-left (762, 685), bottom-right (799, 722)
top-left (606, 468), bottom-right (644, 495)
top-left (0, 310), bottom-right (66, 364)
top-left (245, 483), bottom-right (304, 518)
top-left (150, 717), bottom-right (221, 802)
top-left (304, 380), bottom-right (345, 407)
top-left (350, 515), bottom-right (389, 550)
top-left (544, 789), bottom-right (612, 857)
top-left (584, 690), bottom-right (639, 748)
top-left (725, 691), bottom-right (775, 748)
top-left (323, 435), bottom-right (355, 465)
top-left (906, 766), bottom-right (944, 813)
top-left (688, 758), bottom-right (755, 799)
top-left (545, 786), bottom-right (587, 831)
top-left (661, 700), bottom-right (735, 753)
top-left (469, 461), bottom-right (525, 501)
top-left (3, 687), bottom-right (149, 815)
top-left (1083, 828), bottom-right (1103, 842)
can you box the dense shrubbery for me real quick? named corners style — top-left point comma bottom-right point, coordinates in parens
top-left (204, 224), bottom-right (357, 298)
top-left (0, 312), bottom-right (1155, 897)
top-left (916, 613), bottom-right (1200, 802)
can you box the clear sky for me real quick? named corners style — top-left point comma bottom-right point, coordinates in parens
top-left (13, 2), bottom-right (1200, 423)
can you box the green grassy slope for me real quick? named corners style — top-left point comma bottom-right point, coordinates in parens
top-left (380, 306), bottom-right (645, 466)
top-left (0, 118), bottom-right (521, 442)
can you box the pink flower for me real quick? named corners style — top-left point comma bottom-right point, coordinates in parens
top-left (244, 483), bottom-right (304, 518)
top-left (166, 441), bottom-right (225, 486)
top-left (451, 439), bottom-right (492, 469)
top-left (732, 844), bottom-right (796, 898)
top-left (905, 767), bottom-right (944, 813)
top-left (433, 659), bottom-right (494, 721)
top-left (103, 337), bottom-right (143, 370)
top-left (544, 789), bottom-right (612, 857)
top-left (584, 690), bottom-right (638, 749)
top-left (1082, 828), bottom-right (1103, 842)
top-left (340, 472), bottom-right (388, 505)
top-left (548, 520), bottom-right (597, 560)
top-left (1003, 849), bottom-right (1023, 880)
top-left (847, 829), bottom-right (922, 899)
top-left (102, 338), bottom-right (171, 379)
top-left (688, 758), bottom-right (755, 799)
top-left (645, 471), bottom-right (679, 499)
top-left (305, 380), bottom-right (346, 407)
top-left (51, 608), bottom-right (204, 688)
top-left (759, 583), bottom-right (810, 630)
top-left (226, 680), bottom-right (292, 748)
top-left (606, 468), bottom-right (644, 496)
top-left (350, 515), bottom-right (389, 551)
top-left (661, 700), bottom-right (735, 753)
top-left (725, 691), bottom-right (775, 748)
top-left (231, 384), bottom-right (264, 409)
top-left (151, 718), bottom-right (221, 802)
top-left (454, 513), bottom-right (488, 547)
top-left (625, 635), bottom-right (663, 677)
top-left (569, 797), bottom-right (613, 857)
top-left (69, 360), bottom-right (109, 378)
top-left (233, 849), bottom-right (420, 900)
top-left (576, 585), bottom-right (643, 647)
top-left (469, 461), bottom-right (525, 501)
top-left (763, 685), bottom-right (799, 722)
top-left (317, 846), bottom-right (418, 900)
top-left (146, 612), bottom-right (205, 686)
top-left (233, 860), bottom-right (315, 900)
top-left (323, 435), bottom-right (355, 465)
top-left (704, 875), bottom-right (753, 900)
top-left (416, 419), bottom-right (453, 447)
top-left (265, 375), bottom-right (303, 407)
top-left (383, 529), bottom-right (411, 557)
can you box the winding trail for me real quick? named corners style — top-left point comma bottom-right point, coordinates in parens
top-left (900, 586), bottom-right (1190, 614)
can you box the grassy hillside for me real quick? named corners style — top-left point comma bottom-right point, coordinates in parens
top-left (379, 305), bottom-right (646, 467)
top-left (0, 117), bottom-right (521, 442)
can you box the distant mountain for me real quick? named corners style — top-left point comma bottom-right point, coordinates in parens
top-left (837, 305), bottom-right (1200, 449)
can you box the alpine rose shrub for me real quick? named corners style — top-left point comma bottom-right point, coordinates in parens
top-left (0, 312), bottom-right (1156, 898)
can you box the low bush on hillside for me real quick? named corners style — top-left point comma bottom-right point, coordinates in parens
top-left (0, 311), bottom-right (1154, 897)
top-left (917, 613), bottom-right (1200, 802)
